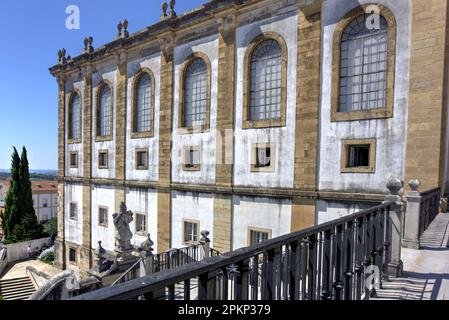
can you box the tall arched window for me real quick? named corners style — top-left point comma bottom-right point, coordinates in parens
top-left (98, 85), bottom-right (112, 137)
top-left (69, 93), bottom-right (81, 141)
top-left (339, 15), bottom-right (388, 112)
top-left (183, 58), bottom-right (208, 128)
top-left (243, 33), bottom-right (287, 129)
top-left (135, 73), bottom-right (152, 133)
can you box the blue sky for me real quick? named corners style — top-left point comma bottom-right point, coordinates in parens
top-left (0, 0), bottom-right (206, 170)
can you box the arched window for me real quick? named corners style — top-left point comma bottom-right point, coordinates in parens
top-left (135, 73), bottom-right (152, 133)
top-left (249, 39), bottom-right (283, 121)
top-left (339, 15), bottom-right (388, 112)
top-left (183, 58), bottom-right (208, 128)
top-left (69, 93), bottom-right (81, 141)
top-left (98, 85), bottom-right (112, 137)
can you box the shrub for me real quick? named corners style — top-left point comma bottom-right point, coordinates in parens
top-left (42, 218), bottom-right (57, 237)
top-left (39, 246), bottom-right (55, 265)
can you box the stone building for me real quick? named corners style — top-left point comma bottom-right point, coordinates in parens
top-left (50, 0), bottom-right (449, 273)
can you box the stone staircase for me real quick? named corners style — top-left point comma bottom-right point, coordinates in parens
top-left (0, 277), bottom-right (36, 300)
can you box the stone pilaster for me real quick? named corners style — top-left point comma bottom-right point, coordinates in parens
top-left (405, 0), bottom-right (449, 192)
top-left (115, 53), bottom-right (128, 214)
top-left (292, 1), bottom-right (322, 229)
top-left (54, 76), bottom-right (66, 270)
top-left (80, 66), bottom-right (93, 273)
top-left (157, 33), bottom-right (175, 252)
top-left (213, 194), bottom-right (233, 253)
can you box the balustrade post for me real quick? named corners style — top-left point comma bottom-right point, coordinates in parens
top-left (382, 177), bottom-right (404, 277)
top-left (200, 230), bottom-right (211, 260)
top-left (139, 234), bottom-right (155, 277)
top-left (403, 179), bottom-right (422, 249)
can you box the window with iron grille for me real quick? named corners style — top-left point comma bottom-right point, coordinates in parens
top-left (339, 14), bottom-right (388, 112)
top-left (183, 58), bottom-right (207, 128)
top-left (98, 86), bottom-right (112, 137)
top-left (135, 74), bottom-right (152, 133)
top-left (136, 213), bottom-right (147, 234)
top-left (70, 202), bottom-right (78, 220)
top-left (183, 221), bottom-right (199, 244)
top-left (249, 39), bottom-right (282, 121)
top-left (69, 94), bottom-right (81, 140)
top-left (99, 207), bottom-right (108, 227)
top-left (249, 229), bottom-right (270, 246)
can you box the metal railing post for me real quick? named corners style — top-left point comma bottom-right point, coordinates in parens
top-left (403, 179), bottom-right (422, 249)
top-left (382, 177), bottom-right (404, 277)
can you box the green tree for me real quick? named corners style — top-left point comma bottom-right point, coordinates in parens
top-left (2, 148), bottom-right (22, 242)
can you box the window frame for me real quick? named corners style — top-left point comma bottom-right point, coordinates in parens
top-left (95, 81), bottom-right (114, 142)
top-left (182, 219), bottom-right (200, 245)
top-left (243, 32), bottom-right (288, 129)
top-left (68, 91), bottom-right (82, 144)
top-left (251, 143), bottom-right (276, 173)
top-left (98, 150), bottom-right (109, 169)
top-left (69, 247), bottom-right (77, 265)
top-left (135, 212), bottom-right (147, 235)
top-left (331, 5), bottom-right (396, 122)
top-left (69, 202), bottom-right (78, 221)
top-left (178, 52), bottom-right (212, 134)
top-left (247, 227), bottom-right (272, 246)
top-left (341, 138), bottom-right (377, 174)
top-left (98, 206), bottom-right (109, 227)
top-left (69, 151), bottom-right (78, 169)
top-left (131, 68), bottom-right (155, 139)
top-left (135, 148), bottom-right (149, 171)
top-left (182, 145), bottom-right (201, 172)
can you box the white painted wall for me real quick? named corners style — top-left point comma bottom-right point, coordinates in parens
top-left (232, 196), bottom-right (291, 250)
top-left (318, 0), bottom-right (411, 193)
top-left (91, 185), bottom-right (115, 252)
top-left (33, 193), bottom-right (57, 222)
top-left (65, 78), bottom-right (84, 177)
top-left (172, 35), bottom-right (219, 185)
top-left (64, 183), bottom-right (83, 246)
top-left (126, 188), bottom-right (158, 253)
top-left (234, 12), bottom-right (298, 189)
top-left (92, 65), bottom-right (117, 180)
top-left (171, 191), bottom-right (214, 249)
top-left (317, 200), bottom-right (377, 225)
top-left (126, 54), bottom-right (161, 182)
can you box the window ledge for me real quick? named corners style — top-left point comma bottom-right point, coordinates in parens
top-left (243, 119), bottom-right (286, 129)
top-left (331, 108), bottom-right (393, 122)
top-left (131, 131), bottom-right (154, 139)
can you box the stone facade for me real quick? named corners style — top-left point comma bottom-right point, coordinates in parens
top-left (50, 0), bottom-right (449, 272)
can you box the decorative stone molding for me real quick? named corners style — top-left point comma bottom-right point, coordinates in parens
top-left (83, 37), bottom-right (94, 54)
top-left (117, 19), bottom-right (129, 39)
top-left (215, 10), bottom-right (236, 41)
top-left (158, 32), bottom-right (175, 62)
top-left (298, 0), bottom-right (322, 18)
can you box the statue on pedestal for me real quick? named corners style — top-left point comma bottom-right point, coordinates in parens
top-left (113, 202), bottom-right (134, 263)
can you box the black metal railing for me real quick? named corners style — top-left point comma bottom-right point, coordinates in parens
top-left (418, 188), bottom-right (441, 238)
top-left (73, 203), bottom-right (395, 300)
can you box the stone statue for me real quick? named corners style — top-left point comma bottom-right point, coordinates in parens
top-left (113, 202), bottom-right (134, 254)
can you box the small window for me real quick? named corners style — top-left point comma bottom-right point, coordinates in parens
top-left (251, 144), bottom-right (275, 172)
top-left (99, 207), bottom-right (108, 227)
top-left (98, 150), bottom-right (108, 169)
top-left (69, 248), bottom-right (77, 264)
top-left (43, 199), bottom-right (48, 208)
top-left (248, 228), bottom-right (271, 246)
top-left (183, 146), bottom-right (200, 171)
top-left (183, 220), bottom-right (199, 244)
top-left (136, 149), bottom-right (148, 170)
top-left (136, 213), bottom-right (147, 234)
top-left (70, 152), bottom-right (78, 168)
top-left (341, 139), bottom-right (376, 173)
top-left (69, 202), bottom-right (78, 220)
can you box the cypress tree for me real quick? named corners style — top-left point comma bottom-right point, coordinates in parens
top-left (19, 147), bottom-right (41, 240)
top-left (3, 148), bottom-right (22, 242)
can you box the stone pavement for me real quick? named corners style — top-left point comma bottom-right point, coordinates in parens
top-left (1, 259), bottom-right (60, 281)
top-left (376, 213), bottom-right (449, 300)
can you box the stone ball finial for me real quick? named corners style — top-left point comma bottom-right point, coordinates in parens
top-left (408, 179), bottom-right (421, 192)
top-left (200, 230), bottom-right (210, 243)
top-left (387, 176), bottom-right (403, 196)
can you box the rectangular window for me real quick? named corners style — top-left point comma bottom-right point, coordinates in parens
top-left (183, 146), bottom-right (200, 171)
top-left (183, 220), bottom-right (199, 244)
top-left (248, 228), bottom-right (271, 246)
top-left (251, 144), bottom-right (275, 172)
top-left (69, 202), bottom-right (78, 220)
top-left (136, 149), bottom-right (148, 170)
top-left (341, 139), bottom-right (376, 173)
top-left (98, 150), bottom-right (108, 169)
top-left (70, 152), bottom-right (78, 168)
top-left (135, 213), bottom-right (147, 234)
top-left (43, 199), bottom-right (48, 208)
top-left (99, 206), bottom-right (108, 227)
top-left (69, 248), bottom-right (77, 264)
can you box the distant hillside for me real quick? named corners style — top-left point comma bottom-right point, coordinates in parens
top-left (0, 169), bottom-right (57, 181)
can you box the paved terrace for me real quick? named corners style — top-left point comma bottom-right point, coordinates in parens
top-left (376, 213), bottom-right (449, 300)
